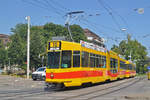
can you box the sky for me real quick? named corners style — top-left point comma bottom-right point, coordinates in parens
top-left (0, 0), bottom-right (150, 55)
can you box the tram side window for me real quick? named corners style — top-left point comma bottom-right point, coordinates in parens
top-left (120, 61), bottom-right (123, 69)
top-left (47, 52), bottom-right (60, 69)
top-left (127, 64), bottom-right (129, 70)
top-left (129, 64), bottom-right (132, 70)
top-left (73, 51), bottom-right (80, 67)
top-left (133, 66), bottom-right (136, 71)
top-left (90, 53), bottom-right (95, 67)
top-left (110, 58), bottom-right (118, 73)
top-left (96, 55), bottom-right (100, 68)
top-left (100, 56), bottom-right (103, 67)
top-left (110, 58), bottom-right (116, 68)
top-left (82, 52), bottom-right (89, 67)
top-left (115, 59), bottom-right (118, 69)
top-left (120, 61), bottom-right (126, 70)
top-left (61, 51), bottom-right (72, 68)
top-left (102, 56), bottom-right (106, 68)
top-left (110, 58), bottom-right (113, 68)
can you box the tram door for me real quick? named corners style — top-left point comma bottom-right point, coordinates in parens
top-left (110, 58), bottom-right (118, 74)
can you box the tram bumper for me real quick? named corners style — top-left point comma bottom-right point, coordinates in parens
top-left (46, 78), bottom-right (82, 87)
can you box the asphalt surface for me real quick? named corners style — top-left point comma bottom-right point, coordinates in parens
top-left (0, 75), bottom-right (149, 100)
top-left (100, 76), bottom-right (150, 100)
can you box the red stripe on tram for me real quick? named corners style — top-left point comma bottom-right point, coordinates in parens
top-left (46, 70), bottom-right (103, 79)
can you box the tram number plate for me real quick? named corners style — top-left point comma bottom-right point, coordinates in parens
top-left (48, 41), bottom-right (61, 50)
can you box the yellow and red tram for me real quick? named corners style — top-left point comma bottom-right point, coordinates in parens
top-left (45, 40), bottom-right (136, 88)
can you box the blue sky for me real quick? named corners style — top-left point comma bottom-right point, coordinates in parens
top-left (0, 0), bottom-right (150, 55)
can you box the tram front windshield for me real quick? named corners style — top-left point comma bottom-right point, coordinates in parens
top-left (47, 52), bottom-right (60, 69)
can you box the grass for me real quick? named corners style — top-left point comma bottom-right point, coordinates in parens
top-left (136, 73), bottom-right (146, 76)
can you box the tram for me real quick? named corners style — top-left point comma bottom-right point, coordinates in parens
top-left (45, 40), bottom-right (136, 88)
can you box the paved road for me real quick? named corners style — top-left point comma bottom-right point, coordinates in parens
top-left (0, 75), bottom-right (149, 100)
top-left (99, 76), bottom-right (150, 100)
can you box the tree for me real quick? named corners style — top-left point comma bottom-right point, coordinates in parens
top-left (0, 39), bottom-right (8, 69)
top-left (70, 24), bottom-right (87, 42)
top-left (8, 33), bottom-right (24, 66)
top-left (11, 24), bottom-right (28, 41)
top-left (111, 34), bottom-right (148, 73)
top-left (111, 45), bottom-right (120, 54)
top-left (8, 22), bottom-right (88, 72)
top-left (43, 23), bottom-right (87, 43)
top-left (30, 26), bottom-right (46, 70)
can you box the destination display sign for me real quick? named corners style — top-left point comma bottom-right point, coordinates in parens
top-left (80, 40), bottom-right (106, 52)
top-left (48, 41), bottom-right (61, 50)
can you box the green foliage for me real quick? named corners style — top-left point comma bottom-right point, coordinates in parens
top-left (0, 47), bottom-right (8, 68)
top-left (5, 22), bottom-right (87, 72)
top-left (0, 39), bottom-right (8, 68)
top-left (11, 24), bottom-right (28, 41)
top-left (111, 34), bottom-right (148, 74)
top-left (8, 33), bottom-right (24, 65)
top-left (70, 24), bottom-right (87, 42)
top-left (43, 23), bottom-right (69, 43)
top-left (30, 26), bottom-right (46, 69)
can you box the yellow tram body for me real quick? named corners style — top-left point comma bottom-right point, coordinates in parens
top-left (45, 40), bottom-right (136, 88)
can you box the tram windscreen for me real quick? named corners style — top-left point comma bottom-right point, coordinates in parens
top-left (47, 52), bottom-right (60, 69)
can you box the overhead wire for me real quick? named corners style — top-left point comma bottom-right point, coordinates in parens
top-left (101, 1), bottom-right (131, 30)
top-left (80, 17), bottom-right (106, 36)
top-left (22, 0), bottom-right (66, 18)
top-left (97, 0), bottom-right (142, 46)
top-left (33, 0), bottom-right (64, 16)
top-left (21, 0), bottom-right (51, 12)
top-left (82, 14), bottom-right (123, 33)
top-left (78, 17), bottom-right (121, 45)
top-left (97, 0), bottom-right (123, 33)
top-left (78, 13), bottom-right (125, 43)
top-left (101, 0), bottom-right (136, 39)
top-left (22, 0), bottom-right (127, 46)
top-left (50, 0), bottom-right (71, 12)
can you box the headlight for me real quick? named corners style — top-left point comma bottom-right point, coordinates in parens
top-left (50, 73), bottom-right (54, 79)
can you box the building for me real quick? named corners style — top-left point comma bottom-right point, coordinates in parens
top-left (0, 34), bottom-right (10, 48)
top-left (83, 29), bottom-right (105, 48)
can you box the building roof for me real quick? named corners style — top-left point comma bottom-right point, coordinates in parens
top-left (83, 28), bottom-right (104, 43)
top-left (0, 34), bottom-right (9, 38)
top-left (0, 34), bottom-right (10, 47)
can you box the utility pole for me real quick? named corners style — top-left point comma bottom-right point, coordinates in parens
top-left (26, 16), bottom-right (30, 79)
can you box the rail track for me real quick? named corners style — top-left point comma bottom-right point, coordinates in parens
top-left (0, 86), bottom-right (57, 100)
top-left (0, 77), bottom-right (143, 100)
top-left (60, 77), bottom-right (143, 100)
